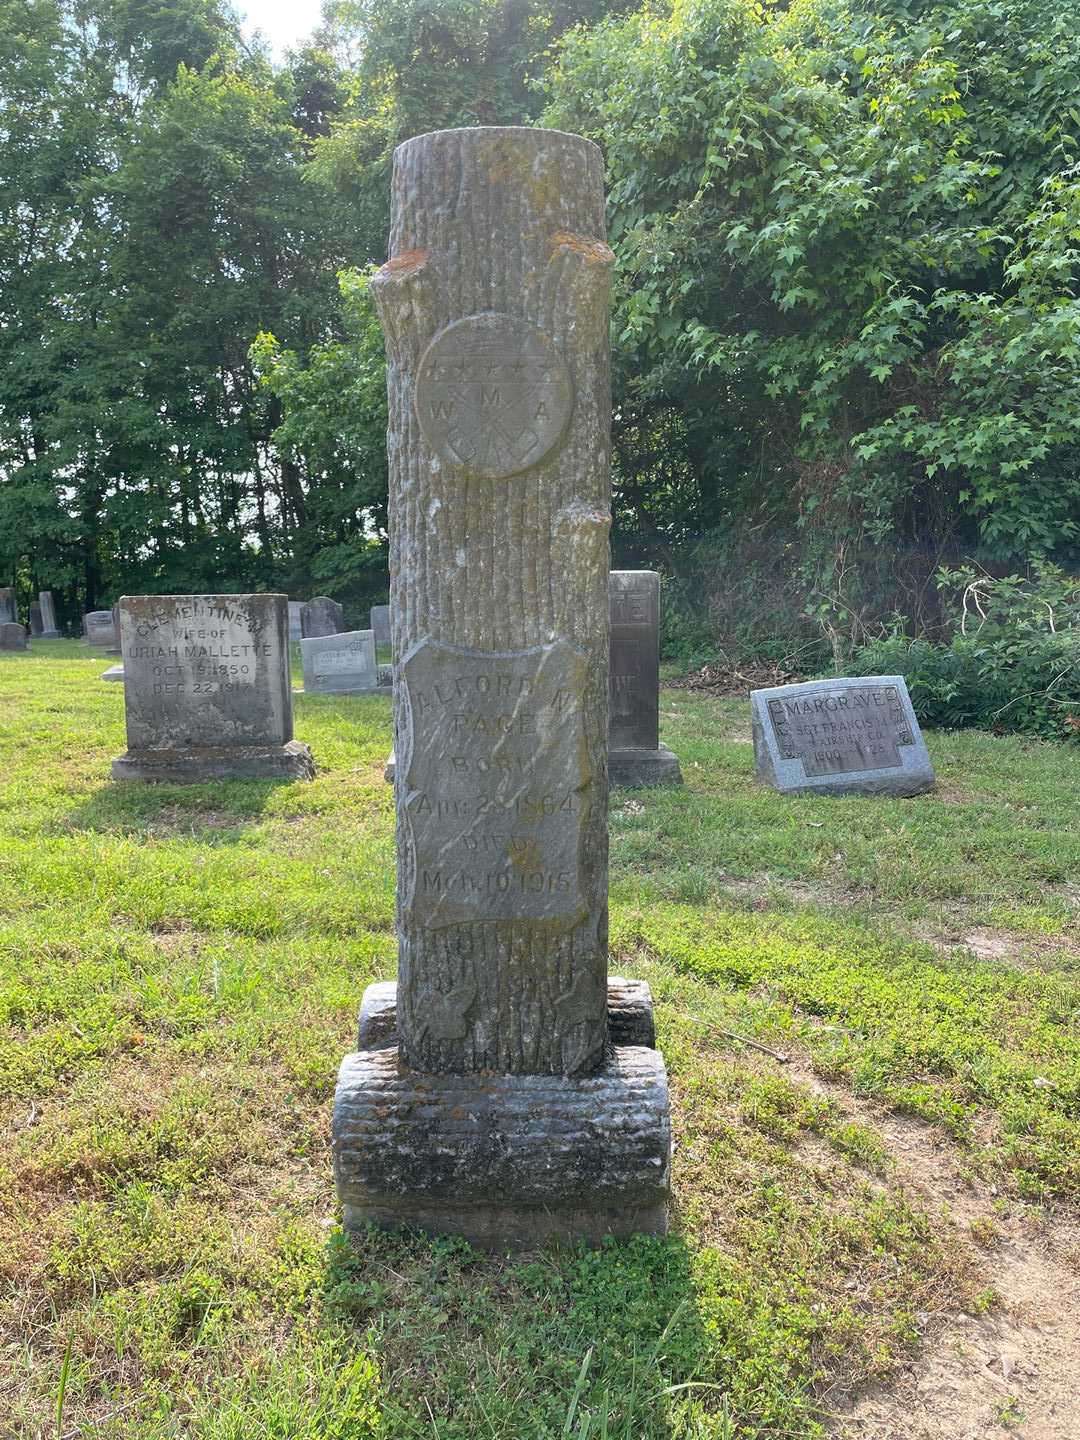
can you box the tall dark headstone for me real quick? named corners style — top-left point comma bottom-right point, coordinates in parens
top-left (38, 591), bottom-right (59, 638)
top-left (29, 602), bottom-right (43, 636)
top-left (300, 596), bottom-right (344, 638)
top-left (0, 588), bottom-right (15, 625)
top-left (111, 594), bottom-right (315, 782)
top-left (287, 601), bottom-right (303, 643)
top-left (332, 126), bottom-right (670, 1248)
top-left (608, 571), bottom-right (682, 787)
top-left (751, 676), bottom-right (934, 797)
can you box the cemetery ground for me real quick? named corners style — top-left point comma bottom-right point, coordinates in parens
top-left (2, 647), bottom-right (1079, 1440)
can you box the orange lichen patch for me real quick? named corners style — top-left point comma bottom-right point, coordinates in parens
top-left (550, 232), bottom-right (615, 265)
top-left (376, 248), bottom-right (428, 279)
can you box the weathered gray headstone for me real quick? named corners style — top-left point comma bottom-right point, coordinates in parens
top-left (300, 596), bottom-right (344, 638)
top-left (332, 126), bottom-right (670, 1249)
top-left (38, 591), bottom-right (59, 638)
top-left (0, 588), bottom-right (14, 625)
top-left (609, 571), bottom-right (682, 787)
top-left (300, 629), bottom-right (378, 694)
top-left (287, 600), bottom-right (303, 643)
top-left (83, 610), bottom-right (116, 648)
top-left (369, 604), bottom-right (391, 658)
top-left (29, 601), bottom-right (43, 636)
top-left (111, 594), bottom-right (314, 783)
top-left (0, 622), bottom-right (27, 650)
top-left (751, 675), bottom-right (934, 797)
top-left (107, 602), bottom-right (121, 653)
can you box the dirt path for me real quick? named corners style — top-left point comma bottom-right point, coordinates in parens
top-left (797, 1069), bottom-right (1080, 1440)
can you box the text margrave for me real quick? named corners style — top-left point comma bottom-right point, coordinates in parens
top-left (767, 684), bottom-right (911, 777)
top-left (401, 640), bottom-right (590, 930)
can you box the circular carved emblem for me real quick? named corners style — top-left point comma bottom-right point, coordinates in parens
top-left (415, 314), bottom-right (573, 479)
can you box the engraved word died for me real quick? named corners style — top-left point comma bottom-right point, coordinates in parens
top-left (415, 313), bottom-right (573, 479)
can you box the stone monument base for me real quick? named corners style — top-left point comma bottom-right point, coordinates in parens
top-left (334, 978), bottom-right (670, 1250)
top-left (102, 665), bottom-right (124, 682)
top-left (609, 744), bottom-right (683, 788)
top-left (111, 740), bottom-right (315, 783)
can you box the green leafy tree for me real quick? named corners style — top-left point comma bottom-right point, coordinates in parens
top-left (544, 0), bottom-right (1080, 656)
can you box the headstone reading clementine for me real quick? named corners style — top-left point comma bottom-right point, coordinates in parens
top-left (111, 594), bottom-right (314, 782)
top-left (332, 126), bottom-right (670, 1248)
top-left (609, 571), bottom-right (682, 787)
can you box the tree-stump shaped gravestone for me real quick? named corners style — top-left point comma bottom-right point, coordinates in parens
top-left (332, 127), bottom-right (671, 1248)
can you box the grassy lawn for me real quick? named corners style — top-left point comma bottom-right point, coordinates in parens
top-left (2, 643), bottom-right (1079, 1438)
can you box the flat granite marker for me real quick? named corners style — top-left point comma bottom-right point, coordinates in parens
top-left (83, 610), bottom-right (115, 648)
top-left (752, 675), bottom-right (934, 797)
top-left (111, 594), bottom-right (314, 782)
top-left (609, 571), bottom-right (682, 787)
top-left (301, 596), bottom-right (344, 638)
top-left (301, 629), bottom-right (378, 694)
top-left (39, 591), bottom-right (59, 638)
top-left (0, 588), bottom-right (14, 625)
top-left (0, 622), bottom-right (27, 650)
top-left (332, 126), bottom-right (671, 1248)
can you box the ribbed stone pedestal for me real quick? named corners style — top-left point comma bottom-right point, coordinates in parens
top-left (334, 982), bottom-right (669, 1249)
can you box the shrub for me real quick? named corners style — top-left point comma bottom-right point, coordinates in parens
top-left (846, 567), bottom-right (1080, 738)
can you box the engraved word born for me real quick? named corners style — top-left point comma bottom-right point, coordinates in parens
top-left (415, 313), bottom-right (573, 479)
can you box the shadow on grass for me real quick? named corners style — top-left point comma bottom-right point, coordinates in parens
top-left (58, 775), bottom-right (289, 842)
top-left (322, 1224), bottom-right (718, 1439)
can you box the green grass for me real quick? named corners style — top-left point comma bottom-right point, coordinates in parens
top-left (2, 643), bottom-right (1078, 1437)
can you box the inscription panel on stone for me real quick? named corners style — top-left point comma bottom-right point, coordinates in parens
top-left (121, 595), bottom-right (288, 749)
top-left (415, 314), bottom-right (573, 480)
top-left (766, 684), bottom-right (914, 777)
top-left (401, 639), bottom-right (589, 929)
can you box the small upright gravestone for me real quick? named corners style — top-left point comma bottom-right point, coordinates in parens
top-left (0, 622), bottom-right (27, 650)
top-left (83, 611), bottom-right (116, 648)
top-left (39, 591), bottom-right (60, 638)
top-left (300, 596), bottom-right (344, 638)
top-left (29, 602), bottom-right (43, 637)
top-left (332, 126), bottom-right (671, 1248)
top-left (300, 630), bottom-right (377, 694)
top-left (369, 605), bottom-right (391, 661)
top-left (752, 675), bottom-right (934, 797)
top-left (0, 588), bottom-right (14, 625)
top-left (111, 594), bottom-right (314, 782)
top-left (609, 571), bottom-right (682, 787)
top-left (287, 601), bottom-right (303, 643)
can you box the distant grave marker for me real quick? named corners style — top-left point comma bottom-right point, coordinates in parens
top-left (300, 596), bottom-right (344, 638)
top-left (29, 602), bottom-right (43, 636)
top-left (300, 630), bottom-right (378, 694)
top-left (751, 675), bottom-right (934, 797)
top-left (609, 571), bottom-right (682, 787)
top-left (0, 589), bottom-right (14, 625)
top-left (83, 611), bottom-right (116, 648)
top-left (111, 594), bottom-right (314, 783)
top-left (0, 622), bottom-right (27, 650)
top-left (38, 591), bottom-right (60, 638)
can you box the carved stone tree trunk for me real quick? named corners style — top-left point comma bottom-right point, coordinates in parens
top-left (333, 128), bottom-right (670, 1248)
top-left (372, 127), bottom-right (614, 1077)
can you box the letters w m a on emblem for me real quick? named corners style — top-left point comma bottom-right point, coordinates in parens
top-left (416, 314), bottom-right (573, 479)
